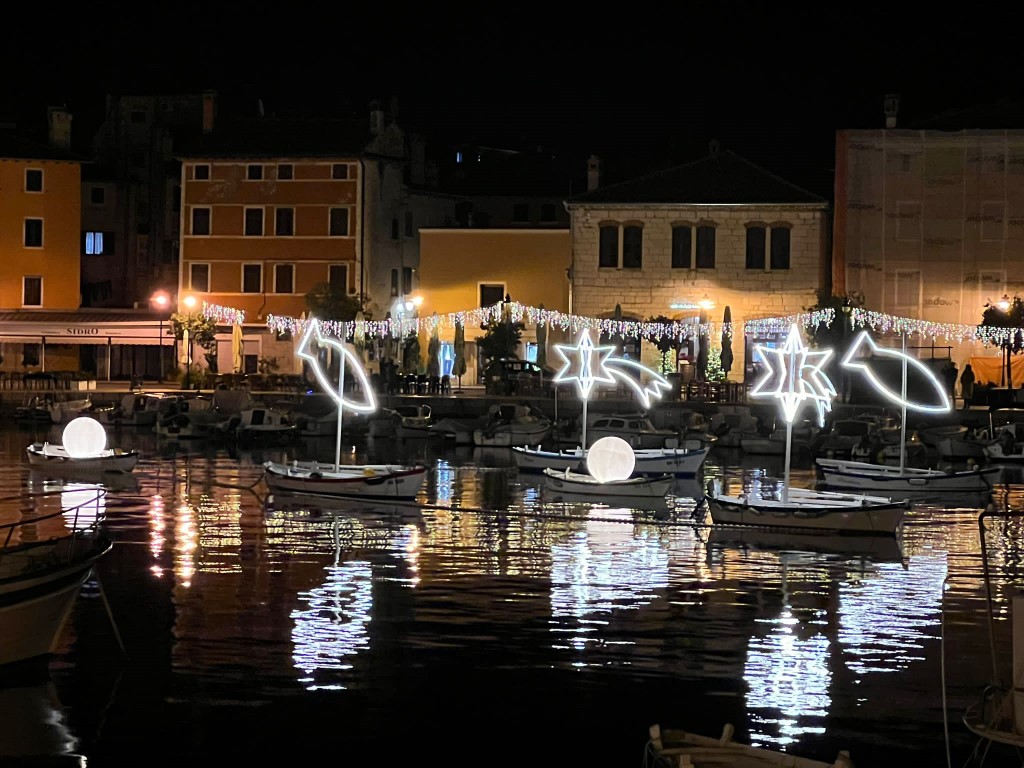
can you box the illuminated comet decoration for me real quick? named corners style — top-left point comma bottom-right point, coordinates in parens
top-left (750, 323), bottom-right (836, 427)
top-left (554, 329), bottom-right (671, 450)
top-left (297, 318), bottom-right (377, 469)
top-left (840, 331), bottom-right (952, 413)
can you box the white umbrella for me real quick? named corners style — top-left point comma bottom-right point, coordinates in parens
top-left (178, 328), bottom-right (190, 367)
top-left (232, 323), bottom-right (244, 373)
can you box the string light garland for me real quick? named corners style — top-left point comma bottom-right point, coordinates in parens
top-left (207, 301), bottom-right (1023, 348)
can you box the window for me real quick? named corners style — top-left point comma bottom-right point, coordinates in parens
top-left (672, 225), bottom-right (692, 269)
top-left (896, 201), bottom-right (921, 241)
top-left (770, 226), bottom-right (791, 270)
top-left (599, 224), bottom-right (618, 268)
top-left (894, 269), bottom-right (921, 310)
top-left (194, 164), bottom-right (210, 180)
top-left (405, 211), bottom-right (413, 237)
top-left (275, 207), bottom-right (294, 236)
top-left (277, 163), bottom-right (293, 180)
top-left (274, 264), bottom-right (294, 294)
top-left (541, 203), bottom-right (557, 222)
top-left (242, 264), bottom-right (263, 293)
top-left (695, 225), bottom-right (716, 268)
top-left (981, 201), bottom-right (1006, 242)
top-left (244, 208), bottom-right (264, 236)
top-left (84, 232), bottom-right (105, 255)
top-left (391, 217), bottom-right (400, 240)
top-left (189, 263), bottom-right (210, 292)
top-left (130, 109), bottom-right (147, 124)
top-left (622, 225), bottom-right (643, 268)
top-left (512, 203), bottom-right (530, 222)
top-left (402, 267), bottom-right (413, 295)
top-left (25, 169), bottom-right (42, 192)
top-left (391, 269), bottom-right (399, 297)
top-left (24, 219), bottom-right (42, 248)
top-left (745, 226), bottom-right (766, 269)
top-left (191, 207), bottom-right (211, 235)
top-left (480, 283), bottom-right (505, 307)
top-left (329, 264), bottom-right (348, 293)
top-left (90, 186), bottom-right (105, 205)
top-left (23, 276), bottom-right (42, 306)
top-left (246, 164), bottom-right (263, 180)
top-left (456, 151), bottom-right (463, 164)
top-left (22, 343), bottom-right (40, 367)
top-left (330, 208), bottom-right (350, 236)
top-left (331, 163), bottom-right (349, 179)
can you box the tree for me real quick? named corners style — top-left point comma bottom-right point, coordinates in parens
top-left (305, 281), bottom-right (361, 322)
top-left (477, 315), bottom-right (524, 364)
top-left (170, 312), bottom-right (218, 388)
top-left (647, 314), bottom-right (677, 375)
top-left (981, 295), bottom-right (1024, 388)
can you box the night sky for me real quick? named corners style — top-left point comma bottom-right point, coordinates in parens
top-left (2, 9), bottom-right (1019, 198)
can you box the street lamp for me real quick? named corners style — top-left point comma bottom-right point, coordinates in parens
top-left (150, 290), bottom-right (171, 382)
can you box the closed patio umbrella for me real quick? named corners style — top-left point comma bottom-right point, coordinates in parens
top-left (427, 321), bottom-right (441, 378)
top-left (232, 323), bottom-right (244, 373)
top-left (696, 309), bottom-right (709, 382)
top-left (454, 320), bottom-right (467, 391)
top-left (720, 306), bottom-right (733, 378)
top-left (535, 306), bottom-right (547, 371)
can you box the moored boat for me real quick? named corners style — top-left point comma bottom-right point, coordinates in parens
top-left (540, 466), bottom-right (673, 498)
top-left (816, 456), bottom-right (999, 494)
top-left (513, 444), bottom-right (709, 476)
top-left (26, 443), bottom-right (140, 474)
top-left (473, 404), bottom-right (552, 447)
top-left (263, 460), bottom-right (427, 500)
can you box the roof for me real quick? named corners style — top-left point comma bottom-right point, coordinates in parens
top-left (175, 116), bottom-right (373, 159)
top-left (567, 148), bottom-right (826, 206)
top-left (0, 131), bottom-right (87, 163)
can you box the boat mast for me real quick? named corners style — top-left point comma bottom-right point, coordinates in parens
top-left (782, 334), bottom-right (797, 503)
top-left (900, 333), bottom-right (907, 474)
top-left (335, 351), bottom-right (346, 471)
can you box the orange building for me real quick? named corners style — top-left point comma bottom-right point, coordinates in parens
top-left (416, 228), bottom-right (571, 384)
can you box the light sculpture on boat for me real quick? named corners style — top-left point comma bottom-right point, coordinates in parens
top-left (586, 436), bottom-right (635, 483)
top-left (62, 416), bottom-right (107, 459)
top-left (553, 328), bottom-right (671, 449)
top-left (750, 324), bottom-right (837, 500)
top-left (840, 331), bottom-right (952, 413)
top-left (296, 318), bottom-right (377, 469)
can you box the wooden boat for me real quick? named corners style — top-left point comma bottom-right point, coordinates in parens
top-left (703, 478), bottom-right (907, 535)
top-left (541, 467), bottom-right (673, 498)
top-left (816, 457), bottom-right (1000, 494)
top-left (263, 460), bottom-right (427, 500)
top-left (934, 432), bottom-right (988, 461)
top-left (153, 396), bottom-right (225, 439)
top-left (221, 405), bottom-right (298, 442)
top-left (429, 416), bottom-right (487, 444)
top-left (47, 397), bottom-right (93, 424)
top-left (644, 723), bottom-right (854, 768)
top-left (394, 405), bottom-right (434, 439)
top-left (92, 393), bottom-right (169, 427)
top-left (473, 404), bottom-right (552, 447)
top-left (14, 395), bottom-right (53, 424)
top-left (706, 525), bottom-right (906, 562)
top-left (26, 442), bottom-right (140, 473)
top-left (514, 444), bottom-right (708, 476)
top-left (0, 494), bottom-right (112, 667)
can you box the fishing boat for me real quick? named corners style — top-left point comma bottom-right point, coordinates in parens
top-left (153, 395), bottom-right (226, 439)
top-left (429, 415), bottom-right (487, 444)
top-left (47, 397), bottom-right (93, 425)
top-left (816, 456), bottom-right (999, 494)
top-left (703, 477), bottom-right (907, 535)
top-left (221, 404), bottom-right (298, 442)
top-left (0, 490), bottom-right (112, 667)
top-left (585, 413), bottom-right (680, 449)
top-left (26, 442), bottom-right (140, 474)
top-left (513, 444), bottom-right (709, 476)
top-left (263, 460), bottom-right (427, 500)
top-left (91, 393), bottom-right (170, 428)
top-left (540, 466), bottom-right (673, 498)
top-left (472, 404), bottom-right (552, 447)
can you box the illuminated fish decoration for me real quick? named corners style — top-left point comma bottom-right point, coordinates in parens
top-left (840, 331), bottom-right (951, 413)
top-left (297, 318), bottom-right (377, 414)
top-left (751, 324), bottom-right (837, 426)
top-left (553, 329), bottom-right (671, 408)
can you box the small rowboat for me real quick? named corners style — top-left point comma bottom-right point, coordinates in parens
top-left (26, 442), bottom-right (140, 473)
top-left (541, 467), bottom-right (673, 498)
top-left (263, 460), bottom-right (427, 500)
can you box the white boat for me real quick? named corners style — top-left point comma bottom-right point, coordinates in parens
top-left (473, 404), bottom-right (552, 447)
top-left (153, 396), bottom-right (226, 439)
top-left (812, 417), bottom-right (878, 459)
top-left (934, 431), bottom-right (988, 461)
top-left (221, 405), bottom-right (298, 441)
top-left (644, 723), bottom-right (853, 768)
top-left (26, 442), bottom-right (140, 473)
top-left (47, 397), bottom-right (93, 424)
top-left (984, 420), bottom-right (1024, 463)
top-left (429, 416), bottom-right (486, 444)
top-left (586, 413), bottom-right (680, 449)
top-left (0, 499), bottom-right (112, 667)
top-left (540, 466), bottom-right (673, 498)
top-left (816, 456), bottom-right (1000, 494)
top-left (706, 525), bottom-right (906, 562)
top-left (92, 393), bottom-right (169, 428)
top-left (707, 405), bottom-right (759, 448)
top-left (394, 405), bottom-right (434, 439)
top-left (703, 477), bottom-right (907, 535)
top-left (513, 444), bottom-right (708, 476)
top-left (263, 460), bottom-right (427, 500)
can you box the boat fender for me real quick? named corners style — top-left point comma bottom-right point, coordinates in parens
top-left (363, 468), bottom-right (376, 477)
top-left (310, 472), bottom-right (322, 480)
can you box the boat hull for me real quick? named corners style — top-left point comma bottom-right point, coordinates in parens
top-left (473, 424), bottom-right (551, 447)
top-left (513, 446), bottom-right (708, 476)
top-left (817, 458), bottom-right (999, 492)
top-left (263, 462), bottom-right (426, 500)
top-left (26, 446), bottom-right (139, 473)
top-left (705, 494), bottom-right (906, 535)
top-left (541, 468), bottom-right (673, 498)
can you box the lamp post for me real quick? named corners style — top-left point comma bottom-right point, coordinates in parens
top-left (182, 295), bottom-right (197, 389)
top-left (150, 290), bottom-right (170, 382)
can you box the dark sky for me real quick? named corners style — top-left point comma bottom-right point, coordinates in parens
top-left (2, 8), bottom-right (1018, 198)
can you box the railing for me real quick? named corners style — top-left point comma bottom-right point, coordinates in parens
top-left (0, 486), bottom-right (107, 563)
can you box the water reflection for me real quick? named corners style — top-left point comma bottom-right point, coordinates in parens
top-left (0, 678), bottom-right (79, 762)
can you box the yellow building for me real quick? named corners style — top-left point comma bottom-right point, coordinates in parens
top-left (416, 228), bottom-right (570, 384)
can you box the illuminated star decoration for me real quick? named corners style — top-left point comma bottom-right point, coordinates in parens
top-left (553, 329), bottom-right (671, 408)
top-left (297, 318), bottom-right (377, 413)
top-left (751, 324), bottom-right (836, 426)
top-left (840, 331), bottom-right (952, 413)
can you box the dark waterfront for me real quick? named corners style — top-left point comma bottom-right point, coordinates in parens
top-left (2, 423), bottom-right (1023, 767)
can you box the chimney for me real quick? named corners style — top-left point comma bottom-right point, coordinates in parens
top-left (369, 99), bottom-right (384, 136)
top-left (884, 93), bottom-right (900, 128)
top-left (202, 90), bottom-right (217, 134)
top-left (587, 154), bottom-right (602, 192)
top-left (48, 106), bottom-right (71, 150)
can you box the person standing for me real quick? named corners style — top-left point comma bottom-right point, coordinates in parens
top-left (960, 363), bottom-right (975, 409)
top-left (944, 361), bottom-right (958, 405)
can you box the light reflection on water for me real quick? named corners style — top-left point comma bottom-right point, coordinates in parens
top-left (1, 428), bottom-right (1023, 764)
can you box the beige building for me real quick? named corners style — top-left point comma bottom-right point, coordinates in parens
top-left (566, 147), bottom-right (830, 381)
top-left (834, 127), bottom-right (1024, 374)
top-left (416, 228), bottom-right (570, 384)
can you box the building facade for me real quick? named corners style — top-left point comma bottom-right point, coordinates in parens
top-left (566, 147), bottom-right (830, 381)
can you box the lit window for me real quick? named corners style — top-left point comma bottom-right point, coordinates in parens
top-left (85, 232), bottom-right (104, 255)
top-left (456, 151), bottom-right (463, 164)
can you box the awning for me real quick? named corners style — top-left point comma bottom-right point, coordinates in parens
top-left (0, 320), bottom-right (169, 346)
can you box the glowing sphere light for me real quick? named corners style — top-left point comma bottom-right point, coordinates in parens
top-left (63, 417), bottom-right (107, 458)
top-left (586, 436), bottom-right (635, 483)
